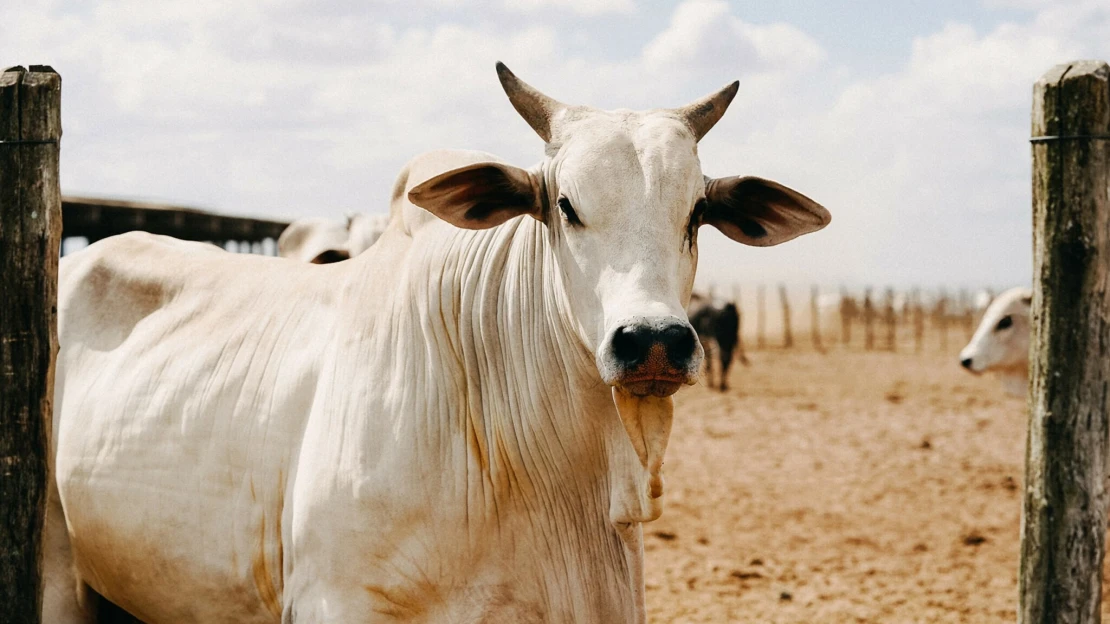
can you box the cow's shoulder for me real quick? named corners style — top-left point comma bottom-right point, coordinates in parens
top-left (61, 232), bottom-right (205, 311)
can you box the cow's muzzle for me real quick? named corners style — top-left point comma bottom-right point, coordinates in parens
top-left (598, 318), bottom-right (702, 397)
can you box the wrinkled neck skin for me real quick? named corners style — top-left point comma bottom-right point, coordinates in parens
top-left (337, 186), bottom-right (676, 621)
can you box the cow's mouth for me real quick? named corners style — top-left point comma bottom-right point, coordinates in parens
top-left (617, 375), bottom-right (686, 398)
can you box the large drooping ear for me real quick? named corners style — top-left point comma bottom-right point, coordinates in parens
top-left (408, 162), bottom-right (541, 230)
top-left (703, 176), bottom-right (830, 246)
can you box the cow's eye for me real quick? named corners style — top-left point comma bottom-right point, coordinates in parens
top-left (558, 197), bottom-right (582, 226)
top-left (995, 315), bottom-right (1013, 331)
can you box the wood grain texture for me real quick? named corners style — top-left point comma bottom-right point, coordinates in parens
top-left (1020, 59), bottom-right (1110, 624)
top-left (0, 65), bottom-right (61, 624)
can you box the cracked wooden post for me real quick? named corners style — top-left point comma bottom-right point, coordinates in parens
top-left (1019, 60), bottom-right (1110, 624)
top-left (0, 65), bottom-right (61, 624)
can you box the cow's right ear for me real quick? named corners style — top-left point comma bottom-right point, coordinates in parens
top-left (408, 162), bottom-right (541, 230)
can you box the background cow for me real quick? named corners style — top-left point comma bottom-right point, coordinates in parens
top-left (276, 216), bottom-right (351, 263)
top-left (688, 292), bottom-right (746, 391)
top-left (277, 213), bottom-right (390, 263)
top-left (958, 286), bottom-right (1032, 397)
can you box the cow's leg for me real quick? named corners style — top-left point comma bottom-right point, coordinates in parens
top-left (43, 483), bottom-right (95, 624)
top-left (699, 338), bottom-right (715, 388)
top-left (718, 344), bottom-right (734, 391)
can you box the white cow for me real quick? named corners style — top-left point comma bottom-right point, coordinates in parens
top-left (47, 63), bottom-right (830, 623)
top-left (276, 216), bottom-right (352, 263)
top-left (346, 212), bottom-right (391, 257)
top-left (958, 286), bottom-right (1032, 396)
top-left (277, 213), bottom-right (391, 264)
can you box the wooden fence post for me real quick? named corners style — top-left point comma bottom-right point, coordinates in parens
top-left (1019, 60), bottom-right (1110, 624)
top-left (934, 290), bottom-right (948, 353)
top-left (0, 65), bottom-right (62, 624)
top-left (810, 285), bottom-right (823, 353)
top-left (779, 284), bottom-right (793, 349)
top-left (912, 288), bottom-right (925, 354)
top-left (731, 285), bottom-right (749, 365)
top-left (883, 287), bottom-right (896, 352)
top-left (839, 287), bottom-right (854, 347)
top-left (862, 288), bottom-right (875, 351)
top-left (756, 285), bottom-right (766, 350)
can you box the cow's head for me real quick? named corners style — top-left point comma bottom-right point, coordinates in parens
top-left (410, 63), bottom-right (830, 400)
top-left (409, 63), bottom-right (829, 524)
top-left (959, 287), bottom-right (1032, 375)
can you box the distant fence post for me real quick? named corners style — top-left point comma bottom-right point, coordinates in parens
top-left (0, 65), bottom-right (62, 624)
top-left (862, 288), bottom-right (874, 351)
top-left (934, 290), bottom-right (948, 352)
top-left (778, 284), bottom-right (793, 349)
top-left (731, 285), bottom-right (749, 365)
top-left (883, 287), bottom-right (896, 352)
top-left (1019, 60), bottom-right (1110, 624)
top-left (839, 287), bottom-right (854, 347)
top-left (756, 285), bottom-right (766, 350)
top-left (810, 285), bottom-right (823, 353)
top-left (912, 289), bottom-right (925, 354)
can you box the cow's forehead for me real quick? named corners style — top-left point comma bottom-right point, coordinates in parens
top-left (986, 288), bottom-right (1032, 318)
top-left (553, 109), bottom-right (703, 204)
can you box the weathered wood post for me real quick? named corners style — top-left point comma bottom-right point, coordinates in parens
top-left (912, 288), bottom-right (925, 354)
top-left (778, 284), bottom-right (793, 349)
top-left (839, 287), bottom-right (854, 347)
top-left (731, 285), bottom-right (749, 366)
top-left (0, 65), bottom-right (62, 624)
top-left (1019, 60), bottom-right (1110, 624)
top-left (756, 284), bottom-right (766, 350)
top-left (883, 287), bottom-right (897, 352)
top-left (862, 288), bottom-right (875, 351)
top-left (810, 285), bottom-right (823, 353)
top-left (934, 290), bottom-right (949, 352)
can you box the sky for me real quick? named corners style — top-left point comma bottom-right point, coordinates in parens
top-left (3, 0), bottom-right (1109, 291)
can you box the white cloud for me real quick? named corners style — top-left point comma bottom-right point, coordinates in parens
top-left (643, 0), bottom-right (825, 74)
top-left (2, 0), bottom-right (1107, 290)
top-left (505, 0), bottom-right (634, 16)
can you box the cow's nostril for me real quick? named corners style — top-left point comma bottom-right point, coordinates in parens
top-left (960, 357), bottom-right (973, 370)
top-left (611, 325), bottom-right (649, 366)
top-left (661, 324), bottom-right (697, 366)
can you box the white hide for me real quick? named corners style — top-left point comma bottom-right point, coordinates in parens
top-left (346, 213), bottom-right (391, 257)
top-left (958, 286), bottom-right (1032, 396)
top-left (278, 214), bottom-right (391, 263)
top-left (276, 217), bottom-right (351, 263)
top-left (48, 65), bottom-right (829, 623)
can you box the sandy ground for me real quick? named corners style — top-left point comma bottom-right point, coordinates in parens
top-left (644, 347), bottom-right (1103, 623)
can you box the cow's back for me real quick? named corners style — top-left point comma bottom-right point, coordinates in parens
top-left (54, 233), bottom-right (342, 623)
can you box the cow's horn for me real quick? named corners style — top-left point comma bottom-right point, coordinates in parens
top-left (673, 81), bottom-right (740, 142)
top-left (496, 62), bottom-right (565, 143)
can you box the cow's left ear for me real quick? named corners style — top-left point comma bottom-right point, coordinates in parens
top-left (409, 162), bottom-right (541, 230)
top-left (703, 176), bottom-right (830, 247)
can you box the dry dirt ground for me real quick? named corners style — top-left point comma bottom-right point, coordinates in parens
top-left (644, 348), bottom-right (1108, 623)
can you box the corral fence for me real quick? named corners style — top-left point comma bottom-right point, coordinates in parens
top-left (704, 283), bottom-right (991, 355)
top-left (61, 196), bottom-right (289, 256)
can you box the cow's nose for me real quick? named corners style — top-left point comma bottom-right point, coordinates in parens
top-left (960, 357), bottom-right (974, 370)
top-left (611, 322), bottom-right (697, 369)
